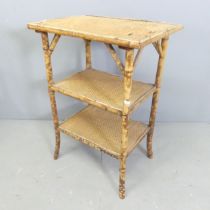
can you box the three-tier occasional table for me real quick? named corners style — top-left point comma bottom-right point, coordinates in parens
top-left (27, 15), bottom-right (183, 199)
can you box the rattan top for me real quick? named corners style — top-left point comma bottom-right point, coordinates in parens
top-left (27, 15), bottom-right (183, 48)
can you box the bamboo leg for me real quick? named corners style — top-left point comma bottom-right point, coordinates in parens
top-left (48, 89), bottom-right (60, 160)
top-left (85, 40), bottom-right (91, 69)
top-left (147, 37), bottom-right (169, 158)
top-left (119, 115), bottom-right (128, 199)
top-left (41, 32), bottom-right (61, 160)
top-left (119, 49), bottom-right (134, 199)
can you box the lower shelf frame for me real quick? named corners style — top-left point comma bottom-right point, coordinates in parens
top-left (58, 105), bottom-right (150, 159)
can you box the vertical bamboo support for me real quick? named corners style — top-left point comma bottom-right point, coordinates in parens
top-left (119, 114), bottom-right (128, 199)
top-left (119, 49), bottom-right (134, 199)
top-left (147, 37), bottom-right (169, 158)
top-left (41, 32), bottom-right (61, 160)
top-left (85, 40), bottom-right (91, 69)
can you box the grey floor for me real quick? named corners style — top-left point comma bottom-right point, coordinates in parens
top-left (0, 121), bottom-right (209, 210)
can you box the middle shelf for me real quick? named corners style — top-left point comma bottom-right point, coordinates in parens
top-left (50, 68), bottom-right (155, 115)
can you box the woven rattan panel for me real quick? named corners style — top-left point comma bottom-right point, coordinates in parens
top-left (51, 69), bottom-right (155, 114)
top-left (28, 16), bottom-right (183, 48)
top-left (59, 105), bottom-right (149, 158)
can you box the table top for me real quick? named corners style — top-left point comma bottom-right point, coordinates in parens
top-left (27, 15), bottom-right (183, 48)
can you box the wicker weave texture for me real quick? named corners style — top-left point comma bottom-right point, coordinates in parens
top-left (51, 69), bottom-right (155, 114)
top-left (27, 15), bottom-right (183, 48)
top-left (59, 105), bottom-right (149, 158)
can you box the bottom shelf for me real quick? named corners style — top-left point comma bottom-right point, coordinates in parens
top-left (59, 106), bottom-right (150, 158)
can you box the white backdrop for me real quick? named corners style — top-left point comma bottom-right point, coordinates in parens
top-left (0, 0), bottom-right (210, 122)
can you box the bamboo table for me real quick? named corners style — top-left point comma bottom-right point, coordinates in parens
top-left (27, 16), bottom-right (183, 199)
